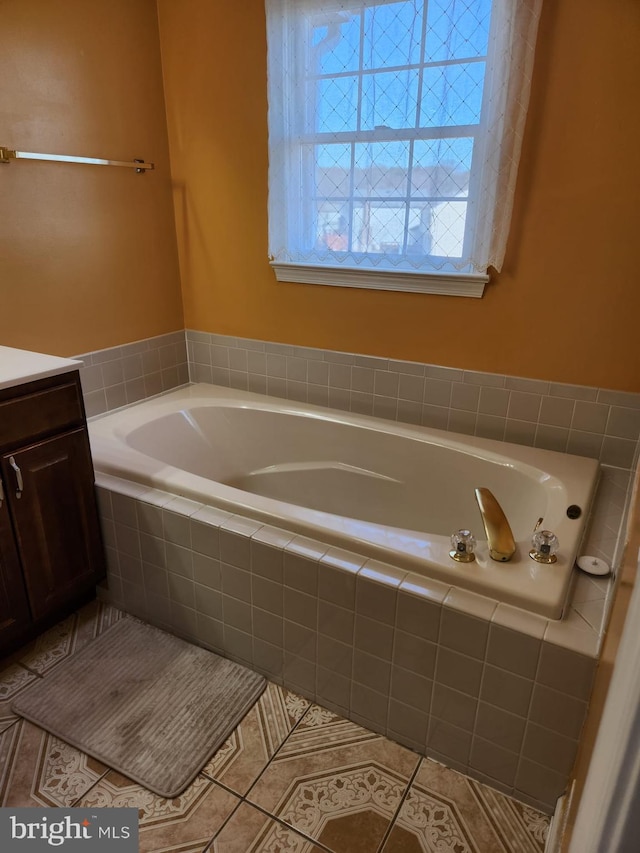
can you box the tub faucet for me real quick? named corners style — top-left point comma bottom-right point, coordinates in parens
top-left (474, 487), bottom-right (516, 562)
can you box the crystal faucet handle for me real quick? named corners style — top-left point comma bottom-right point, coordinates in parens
top-left (530, 530), bottom-right (559, 564)
top-left (450, 529), bottom-right (476, 563)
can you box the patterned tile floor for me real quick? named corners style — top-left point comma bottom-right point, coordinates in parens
top-left (0, 601), bottom-right (550, 852)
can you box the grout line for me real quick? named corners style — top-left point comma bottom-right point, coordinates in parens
top-left (375, 754), bottom-right (424, 853)
top-left (234, 798), bottom-right (337, 853)
top-left (19, 664), bottom-right (46, 679)
top-left (204, 694), bottom-right (341, 851)
top-left (240, 690), bottom-right (315, 804)
top-left (69, 766), bottom-right (111, 808)
top-left (203, 793), bottom-right (244, 852)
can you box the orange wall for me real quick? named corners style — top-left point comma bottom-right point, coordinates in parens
top-left (0, 0), bottom-right (183, 357)
top-left (158, 0), bottom-right (640, 392)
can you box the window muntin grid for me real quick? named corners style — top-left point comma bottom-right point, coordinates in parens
top-left (298, 0), bottom-right (492, 268)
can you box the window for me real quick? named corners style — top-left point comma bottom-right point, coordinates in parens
top-left (266, 0), bottom-right (542, 296)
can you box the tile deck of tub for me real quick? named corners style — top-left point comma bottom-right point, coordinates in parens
top-left (96, 474), bottom-right (601, 813)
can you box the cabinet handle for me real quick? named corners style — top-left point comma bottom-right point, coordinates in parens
top-left (0, 477), bottom-right (4, 509)
top-left (8, 456), bottom-right (23, 499)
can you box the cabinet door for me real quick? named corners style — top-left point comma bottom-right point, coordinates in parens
top-left (2, 428), bottom-right (105, 622)
top-left (0, 486), bottom-right (31, 643)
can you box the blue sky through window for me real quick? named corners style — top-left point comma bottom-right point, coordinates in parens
top-left (311, 0), bottom-right (492, 135)
top-left (308, 0), bottom-right (494, 261)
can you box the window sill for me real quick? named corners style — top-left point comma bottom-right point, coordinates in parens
top-left (271, 262), bottom-right (489, 297)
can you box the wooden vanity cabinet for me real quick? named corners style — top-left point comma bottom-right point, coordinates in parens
top-left (0, 371), bottom-right (105, 654)
top-left (0, 502), bottom-right (31, 648)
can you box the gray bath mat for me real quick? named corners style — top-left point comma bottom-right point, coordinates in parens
top-left (11, 618), bottom-right (266, 798)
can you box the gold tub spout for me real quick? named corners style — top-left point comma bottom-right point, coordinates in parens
top-left (474, 487), bottom-right (516, 562)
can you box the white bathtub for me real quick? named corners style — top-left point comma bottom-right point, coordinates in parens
top-left (88, 384), bottom-right (599, 619)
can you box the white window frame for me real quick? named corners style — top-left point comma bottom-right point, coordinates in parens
top-left (272, 262), bottom-right (489, 296)
top-left (266, 0), bottom-right (541, 298)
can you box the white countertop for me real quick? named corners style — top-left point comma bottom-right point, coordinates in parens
top-left (0, 346), bottom-right (81, 391)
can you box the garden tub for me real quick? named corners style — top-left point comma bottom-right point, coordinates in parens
top-left (88, 384), bottom-right (599, 619)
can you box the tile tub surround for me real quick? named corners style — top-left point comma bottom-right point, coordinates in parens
top-left (96, 474), bottom-right (602, 814)
top-left (74, 331), bottom-right (189, 417)
top-left (75, 330), bottom-right (635, 811)
top-left (184, 329), bottom-right (640, 570)
top-left (185, 330), bottom-right (640, 475)
top-left (74, 330), bottom-right (634, 571)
